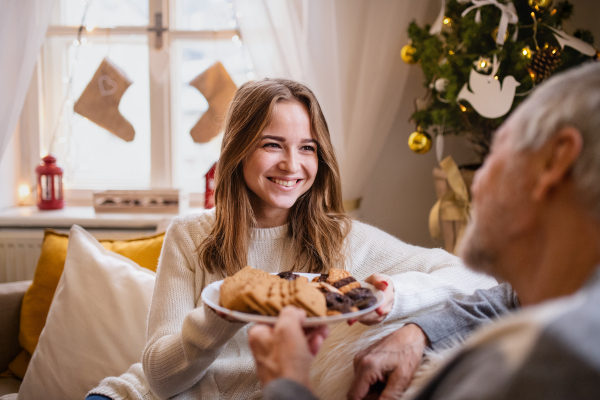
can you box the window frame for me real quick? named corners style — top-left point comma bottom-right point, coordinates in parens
top-left (18, 0), bottom-right (240, 207)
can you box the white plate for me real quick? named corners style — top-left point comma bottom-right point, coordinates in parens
top-left (201, 273), bottom-right (384, 327)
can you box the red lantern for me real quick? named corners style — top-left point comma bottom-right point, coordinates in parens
top-left (36, 155), bottom-right (65, 210)
top-left (205, 162), bottom-right (217, 209)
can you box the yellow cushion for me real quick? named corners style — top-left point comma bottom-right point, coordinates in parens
top-left (8, 229), bottom-right (164, 379)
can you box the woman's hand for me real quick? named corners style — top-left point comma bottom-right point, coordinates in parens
top-left (349, 274), bottom-right (395, 326)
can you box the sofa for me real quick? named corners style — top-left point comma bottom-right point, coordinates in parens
top-left (0, 225), bottom-right (164, 400)
top-left (0, 280), bottom-right (30, 397)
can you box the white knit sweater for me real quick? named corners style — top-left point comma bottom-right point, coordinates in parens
top-left (89, 209), bottom-right (496, 400)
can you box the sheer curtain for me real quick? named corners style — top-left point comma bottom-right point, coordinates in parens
top-left (0, 0), bottom-right (55, 163)
top-left (234, 0), bottom-right (431, 207)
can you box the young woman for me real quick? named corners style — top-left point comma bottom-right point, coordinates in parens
top-left (87, 79), bottom-right (495, 400)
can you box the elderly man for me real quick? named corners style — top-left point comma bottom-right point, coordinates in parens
top-left (248, 61), bottom-right (600, 400)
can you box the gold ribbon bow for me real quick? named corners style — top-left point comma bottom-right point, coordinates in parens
top-left (429, 156), bottom-right (471, 255)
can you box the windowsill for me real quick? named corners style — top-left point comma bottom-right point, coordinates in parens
top-left (0, 206), bottom-right (206, 230)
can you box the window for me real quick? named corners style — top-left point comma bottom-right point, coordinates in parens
top-left (34, 0), bottom-right (252, 204)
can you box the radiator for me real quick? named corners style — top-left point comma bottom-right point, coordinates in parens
top-left (0, 230), bottom-right (44, 283)
top-left (0, 228), bottom-right (157, 283)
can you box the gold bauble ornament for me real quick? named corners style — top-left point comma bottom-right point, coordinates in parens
top-left (401, 44), bottom-right (418, 64)
top-left (408, 131), bottom-right (432, 154)
top-left (492, 27), bottom-right (509, 43)
top-left (528, 0), bottom-right (553, 10)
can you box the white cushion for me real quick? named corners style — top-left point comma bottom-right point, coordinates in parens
top-left (18, 225), bottom-right (156, 400)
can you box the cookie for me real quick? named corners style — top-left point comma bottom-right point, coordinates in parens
top-left (266, 280), bottom-right (283, 314)
top-left (326, 268), bottom-right (351, 285)
top-left (353, 296), bottom-right (378, 310)
top-left (345, 287), bottom-right (374, 302)
top-left (324, 292), bottom-right (354, 314)
top-left (312, 274), bottom-right (329, 283)
top-left (278, 271), bottom-right (298, 280)
top-left (339, 281), bottom-right (361, 294)
top-left (239, 278), bottom-right (273, 315)
top-left (332, 276), bottom-right (357, 289)
top-left (220, 276), bottom-right (253, 313)
top-left (292, 280), bottom-right (327, 317)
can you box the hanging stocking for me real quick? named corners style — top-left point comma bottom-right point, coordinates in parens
top-left (189, 61), bottom-right (237, 143)
top-left (73, 58), bottom-right (135, 142)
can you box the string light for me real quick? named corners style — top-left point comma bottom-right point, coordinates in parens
top-left (18, 185), bottom-right (31, 199)
top-left (522, 46), bottom-right (532, 58)
top-left (443, 17), bottom-right (451, 25)
top-left (459, 104), bottom-right (467, 112)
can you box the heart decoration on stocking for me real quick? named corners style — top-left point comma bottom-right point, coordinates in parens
top-left (74, 58), bottom-right (135, 142)
top-left (189, 61), bottom-right (238, 143)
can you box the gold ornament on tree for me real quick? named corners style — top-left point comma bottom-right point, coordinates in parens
top-left (189, 61), bottom-right (238, 143)
top-left (408, 128), bottom-right (432, 154)
top-left (528, 0), bottom-right (553, 11)
top-left (74, 58), bottom-right (135, 142)
top-left (401, 43), bottom-right (418, 64)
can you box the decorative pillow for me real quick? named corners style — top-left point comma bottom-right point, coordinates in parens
top-left (17, 225), bottom-right (156, 400)
top-left (8, 229), bottom-right (163, 379)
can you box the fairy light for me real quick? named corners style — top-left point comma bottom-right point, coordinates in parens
top-left (494, 76), bottom-right (499, 80)
top-left (459, 104), bottom-right (467, 112)
top-left (522, 46), bottom-right (532, 58)
top-left (18, 185), bottom-right (31, 199)
top-left (443, 17), bottom-right (451, 25)
top-left (480, 60), bottom-right (487, 69)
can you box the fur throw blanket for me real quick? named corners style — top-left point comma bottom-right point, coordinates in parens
top-left (310, 322), bottom-right (461, 400)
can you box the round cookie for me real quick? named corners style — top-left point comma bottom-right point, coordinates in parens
top-left (324, 292), bottom-right (354, 314)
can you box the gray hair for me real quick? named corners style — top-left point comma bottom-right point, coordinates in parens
top-left (508, 62), bottom-right (600, 218)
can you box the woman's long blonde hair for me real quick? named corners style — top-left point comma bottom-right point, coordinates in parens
top-left (199, 78), bottom-right (350, 277)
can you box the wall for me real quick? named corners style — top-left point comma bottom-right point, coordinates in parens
top-left (359, 0), bottom-right (600, 248)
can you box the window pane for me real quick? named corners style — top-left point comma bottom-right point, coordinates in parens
top-left (171, 39), bottom-right (252, 192)
top-left (42, 36), bottom-right (151, 190)
top-left (174, 0), bottom-right (237, 31)
top-left (51, 0), bottom-right (149, 27)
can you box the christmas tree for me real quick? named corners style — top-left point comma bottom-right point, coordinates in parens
top-left (404, 0), bottom-right (598, 159)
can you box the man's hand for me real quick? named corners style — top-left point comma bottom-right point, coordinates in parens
top-left (348, 324), bottom-right (429, 400)
top-left (248, 306), bottom-right (329, 388)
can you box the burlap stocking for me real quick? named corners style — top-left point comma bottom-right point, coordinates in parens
top-left (189, 61), bottom-right (237, 143)
top-left (74, 58), bottom-right (135, 142)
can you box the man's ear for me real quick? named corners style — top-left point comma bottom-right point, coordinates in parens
top-left (532, 126), bottom-right (583, 201)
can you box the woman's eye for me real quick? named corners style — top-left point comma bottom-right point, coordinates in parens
top-left (301, 145), bottom-right (316, 152)
top-left (263, 143), bottom-right (281, 149)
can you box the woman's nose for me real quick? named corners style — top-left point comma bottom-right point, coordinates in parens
top-left (279, 151), bottom-right (299, 173)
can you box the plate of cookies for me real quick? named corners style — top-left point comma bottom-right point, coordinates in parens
top-left (201, 266), bottom-right (384, 326)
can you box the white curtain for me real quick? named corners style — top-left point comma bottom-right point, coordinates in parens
top-left (0, 0), bottom-right (55, 163)
top-left (234, 0), bottom-right (432, 204)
